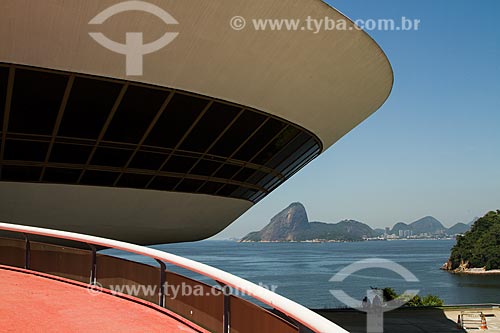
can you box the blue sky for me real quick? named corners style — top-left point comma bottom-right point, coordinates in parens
top-left (215, 0), bottom-right (500, 238)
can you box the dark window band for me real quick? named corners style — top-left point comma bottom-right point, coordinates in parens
top-left (0, 63), bottom-right (322, 203)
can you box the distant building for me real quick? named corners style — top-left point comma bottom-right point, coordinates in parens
top-left (398, 230), bottom-right (412, 238)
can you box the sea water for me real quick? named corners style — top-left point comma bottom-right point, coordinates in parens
top-left (103, 239), bottom-right (500, 308)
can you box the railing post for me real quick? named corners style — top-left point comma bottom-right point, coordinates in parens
top-left (223, 293), bottom-right (230, 333)
top-left (155, 259), bottom-right (166, 307)
top-left (87, 244), bottom-right (97, 285)
top-left (23, 233), bottom-right (30, 270)
top-left (218, 281), bottom-right (230, 333)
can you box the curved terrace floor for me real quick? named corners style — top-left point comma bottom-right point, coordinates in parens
top-left (0, 265), bottom-right (205, 332)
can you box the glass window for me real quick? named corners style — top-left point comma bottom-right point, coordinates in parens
top-left (9, 69), bottom-right (68, 135)
top-left (190, 159), bottom-right (221, 176)
top-left (58, 77), bottom-right (123, 139)
top-left (43, 168), bottom-right (81, 183)
top-left (0, 66), bottom-right (9, 131)
top-left (148, 176), bottom-right (178, 191)
top-left (0, 66), bottom-right (323, 203)
top-left (282, 147), bottom-right (319, 182)
top-left (162, 155), bottom-right (197, 174)
top-left (179, 102), bottom-right (240, 153)
top-left (198, 181), bottom-right (224, 194)
top-left (176, 179), bottom-right (205, 193)
top-left (91, 147), bottom-right (132, 167)
top-left (278, 140), bottom-right (318, 175)
top-left (4, 140), bottom-right (49, 162)
top-left (233, 118), bottom-right (286, 161)
top-left (265, 132), bottom-right (310, 169)
top-left (129, 151), bottom-right (166, 170)
top-left (1, 166), bottom-right (42, 181)
top-left (80, 170), bottom-right (117, 186)
top-left (116, 173), bottom-right (152, 188)
top-left (145, 93), bottom-right (209, 148)
top-left (49, 143), bottom-right (93, 164)
top-left (251, 191), bottom-right (266, 203)
top-left (209, 111), bottom-right (266, 157)
top-left (240, 188), bottom-right (259, 200)
top-left (213, 164), bottom-right (240, 179)
top-left (232, 167), bottom-right (256, 182)
top-left (104, 85), bottom-right (169, 143)
top-left (252, 126), bottom-right (300, 165)
top-left (246, 170), bottom-right (268, 185)
top-left (217, 184), bottom-right (238, 196)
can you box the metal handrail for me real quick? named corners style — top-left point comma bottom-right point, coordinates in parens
top-left (0, 222), bottom-right (347, 333)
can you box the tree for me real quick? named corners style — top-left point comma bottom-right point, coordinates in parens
top-left (382, 287), bottom-right (398, 302)
top-left (421, 295), bottom-right (444, 306)
top-left (379, 287), bottom-right (444, 307)
top-left (449, 210), bottom-right (500, 270)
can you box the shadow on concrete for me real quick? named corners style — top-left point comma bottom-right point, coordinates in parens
top-left (315, 307), bottom-right (467, 333)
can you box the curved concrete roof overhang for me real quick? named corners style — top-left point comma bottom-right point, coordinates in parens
top-left (0, 1), bottom-right (393, 244)
top-left (0, 0), bottom-right (393, 151)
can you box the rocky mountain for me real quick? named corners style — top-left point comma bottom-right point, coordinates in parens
top-left (241, 203), bottom-right (376, 242)
top-left (390, 222), bottom-right (411, 235)
top-left (242, 202), bottom-right (310, 242)
top-left (412, 216), bottom-right (447, 234)
top-left (241, 202), bottom-right (473, 242)
top-left (447, 223), bottom-right (470, 235)
top-left (390, 216), bottom-right (472, 236)
top-left (390, 216), bottom-right (446, 235)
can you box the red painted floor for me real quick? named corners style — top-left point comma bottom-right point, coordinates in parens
top-left (0, 266), bottom-right (203, 332)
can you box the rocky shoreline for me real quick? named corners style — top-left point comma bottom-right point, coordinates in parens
top-left (441, 259), bottom-right (500, 274)
top-left (451, 268), bottom-right (500, 274)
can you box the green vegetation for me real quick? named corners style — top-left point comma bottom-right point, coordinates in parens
top-left (402, 294), bottom-right (444, 307)
top-left (381, 287), bottom-right (444, 307)
top-left (449, 210), bottom-right (500, 270)
top-left (382, 287), bottom-right (399, 302)
top-left (292, 221), bottom-right (376, 242)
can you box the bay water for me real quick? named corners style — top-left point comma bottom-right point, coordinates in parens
top-left (103, 239), bottom-right (500, 308)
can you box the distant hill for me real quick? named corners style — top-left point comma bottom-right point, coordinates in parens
top-left (241, 202), bottom-right (473, 242)
top-left (411, 216), bottom-right (447, 234)
top-left (447, 223), bottom-right (470, 235)
top-left (241, 203), bottom-right (376, 242)
top-left (390, 216), bottom-right (446, 235)
top-left (391, 222), bottom-right (412, 235)
top-left (390, 216), bottom-right (470, 236)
